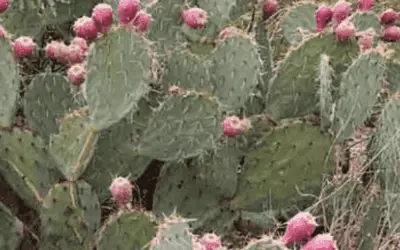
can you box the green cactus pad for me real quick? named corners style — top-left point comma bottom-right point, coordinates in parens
top-left (96, 210), bottom-right (158, 250)
top-left (153, 146), bottom-right (241, 234)
top-left (266, 33), bottom-right (359, 119)
top-left (137, 92), bottom-right (222, 161)
top-left (333, 51), bottom-right (385, 140)
top-left (43, 0), bottom-right (100, 26)
top-left (0, 201), bottom-right (24, 250)
top-left (237, 210), bottom-right (277, 234)
top-left (0, 1), bottom-right (44, 37)
top-left (373, 98), bottom-right (400, 191)
top-left (349, 12), bottom-right (381, 34)
top-left (386, 43), bottom-right (400, 93)
top-left (282, 3), bottom-right (318, 45)
top-left (49, 108), bottom-right (99, 181)
top-left (255, 21), bottom-right (273, 94)
top-left (23, 73), bottom-right (84, 141)
top-left (148, 0), bottom-right (186, 53)
top-left (318, 54), bottom-right (334, 131)
top-left (85, 29), bottom-right (152, 131)
top-left (243, 236), bottom-right (288, 250)
top-left (0, 128), bottom-right (61, 209)
top-left (233, 121), bottom-right (333, 213)
top-left (40, 181), bottom-right (101, 250)
top-left (0, 37), bottom-right (19, 127)
top-left (149, 213), bottom-right (194, 250)
top-left (83, 98), bottom-right (154, 202)
top-left (163, 33), bottom-right (262, 111)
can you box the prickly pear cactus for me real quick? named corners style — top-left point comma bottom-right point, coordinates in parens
top-left (0, 128), bottom-right (61, 209)
top-left (96, 210), bottom-right (158, 250)
top-left (23, 73), bottom-right (84, 141)
top-left (0, 201), bottom-right (24, 250)
top-left (149, 213), bottom-right (194, 250)
top-left (0, 36), bottom-right (19, 128)
top-left (40, 181), bottom-right (101, 250)
top-left (282, 3), bottom-right (317, 45)
top-left (233, 121), bottom-right (334, 214)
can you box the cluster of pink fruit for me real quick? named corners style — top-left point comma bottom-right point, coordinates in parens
top-left (192, 233), bottom-right (227, 250)
top-left (314, 0), bottom-right (399, 43)
top-left (281, 211), bottom-right (337, 250)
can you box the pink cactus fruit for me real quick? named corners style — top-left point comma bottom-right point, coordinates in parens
top-left (71, 37), bottom-right (88, 53)
top-left (109, 176), bottom-right (133, 207)
top-left (199, 233), bottom-right (222, 250)
top-left (67, 44), bottom-right (86, 64)
top-left (380, 9), bottom-right (398, 25)
top-left (335, 20), bottom-right (355, 41)
top-left (67, 63), bottom-right (87, 86)
top-left (263, 0), bottom-right (278, 16)
top-left (315, 5), bottom-right (333, 32)
top-left (0, 0), bottom-right (9, 14)
top-left (382, 25), bottom-right (400, 42)
top-left (357, 0), bottom-right (374, 12)
top-left (73, 16), bottom-right (99, 40)
top-left (92, 3), bottom-right (114, 32)
top-left (182, 8), bottom-right (208, 29)
top-left (281, 212), bottom-right (317, 245)
top-left (45, 41), bottom-right (69, 62)
top-left (13, 36), bottom-right (36, 58)
top-left (332, 1), bottom-right (351, 28)
top-left (118, 0), bottom-right (141, 25)
top-left (358, 29), bottom-right (375, 51)
top-left (132, 11), bottom-right (151, 32)
top-left (222, 116), bottom-right (251, 137)
top-left (45, 41), bottom-right (60, 59)
top-left (299, 233), bottom-right (338, 250)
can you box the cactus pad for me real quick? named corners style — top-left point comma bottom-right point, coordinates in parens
top-left (318, 54), bottom-right (334, 131)
top-left (149, 213), bottom-right (194, 250)
top-left (350, 12), bottom-right (381, 34)
top-left (0, 201), bottom-right (24, 250)
top-left (153, 146), bottom-right (241, 234)
top-left (40, 181), bottom-right (101, 250)
top-left (23, 73), bottom-right (83, 141)
top-left (85, 29), bottom-right (152, 130)
top-left (49, 108), bottom-right (99, 181)
top-left (386, 44), bottom-right (400, 92)
top-left (233, 121), bottom-right (333, 214)
top-left (96, 210), bottom-right (158, 250)
top-left (137, 92), bottom-right (222, 161)
top-left (0, 37), bottom-right (19, 127)
top-left (163, 33), bottom-right (262, 111)
top-left (282, 3), bottom-right (317, 45)
top-left (266, 33), bottom-right (358, 119)
top-left (333, 51), bottom-right (385, 140)
top-left (0, 128), bottom-right (61, 209)
top-left (44, 0), bottom-right (100, 26)
top-left (0, 1), bottom-right (43, 37)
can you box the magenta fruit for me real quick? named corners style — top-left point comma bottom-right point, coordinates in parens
top-left (382, 25), bottom-right (400, 42)
top-left (263, 0), bottom-right (278, 16)
top-left (357, 0), bottom-right (374, 12)
top-left (73, 16), bottom-right (99, 40)
top-left (118, 0), bottom-right (141, 25)
top-left (380, 9), bottom-right (398, 25)
top-left (13, 36), bottom-right (36, 58)
top-left (299, 234), bottom-right (338, 250)
top-left (92, 3), bottom-right (113, 33)
top-left (315, 5), bottom-right (333, 32)
top-left (335, 20), bottom-right (355, 41)
top-left (282, 212), bottom-right (317, 245)
top-left (67, 44), bottom-right (86, 64)
top-left (199, 233), bottom-right (222, 250)
top-left (332, 1), bottom-right (351, 28)
top-left (358, 29), bottom-right (375, 51)
top-left (222, 116), bottom-right (251, 137)
top-left (109, 176), bottom-right (133, 208)
top-left (67, 64), bottom-right (87, 86)
top-left (70, 37), bottom-right (88, 53)
top-left (132, 11), bottom-right (151, 32)
top-left (182, 8), bottom-right (208, 29)
top-left (0, 0), bottom-right (9, 14)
